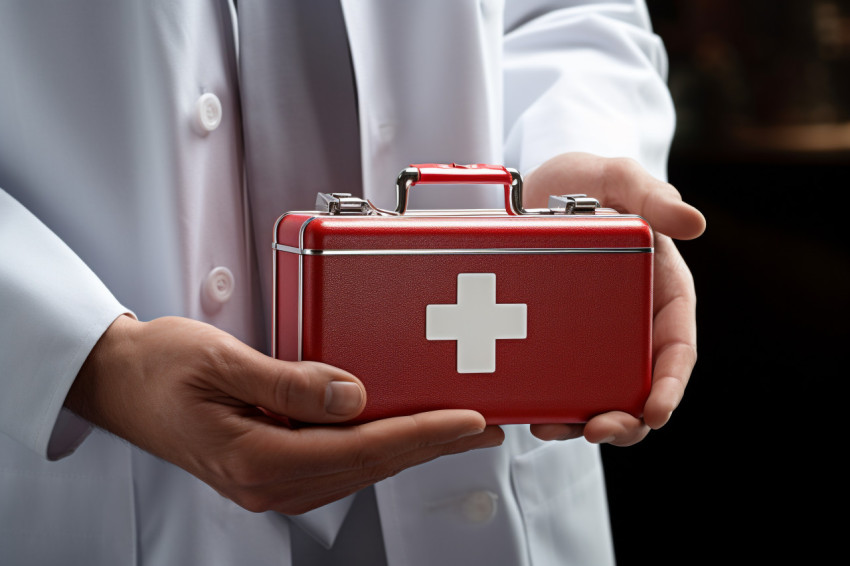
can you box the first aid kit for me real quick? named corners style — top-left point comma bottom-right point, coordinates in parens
top-left (272, 164), bottom-right (653, 424)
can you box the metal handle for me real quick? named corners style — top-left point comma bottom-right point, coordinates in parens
top-left (395, 163), bottom-right (525, 215)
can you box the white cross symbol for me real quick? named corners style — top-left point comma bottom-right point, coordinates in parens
top-left (426, 273), bottom-right (527, 373)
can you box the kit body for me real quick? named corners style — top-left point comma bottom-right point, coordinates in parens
top-left (273, 174), bottom-right (653, 424)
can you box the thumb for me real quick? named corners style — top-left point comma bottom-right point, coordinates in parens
top-left (638, 183), bottom-right (706, 241)
top-left (523, 153), bottom-right (706, 241)
top-left (225, 353), bottom-right (367, 423)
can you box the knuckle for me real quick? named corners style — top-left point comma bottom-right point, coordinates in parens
top-left (352, 449), bottom-right (384, 473)
top-left (606, 157), bottom-right (641, 183)
top-left (598, 157), bottom-right (644, 210)
top-left (685, 341), bottom-right (699, 366)
top-left (662, 181), bottom-right (682, 199)
top-left (274, 365), bottom-right (298, 410)
top-left (196, 332), bottom-right (243, 376)
top-left (274, 363), bottom-right (316, 412)
top-left (346, 438), bottom-right (377, 472)
top-left (346, 427), bottom-right (392, 472)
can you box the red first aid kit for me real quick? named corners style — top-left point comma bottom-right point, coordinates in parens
top-left (272, 164), bottom-right (653, 424)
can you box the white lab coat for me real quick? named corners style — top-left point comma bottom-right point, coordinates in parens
top-left (0, 1), bottom-right (674, 564)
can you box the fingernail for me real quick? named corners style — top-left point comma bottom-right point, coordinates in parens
top-left (458, 425), bottom-right (486, 439)
top-left (325, 381), bottom-right (363, 416)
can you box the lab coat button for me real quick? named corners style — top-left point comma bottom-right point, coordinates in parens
top-left (460, 490), bottom-right (498, 524)
top-left (203, 266), bottom-right (235, 305)
top-left (195, 93), bottom-right (222, 133)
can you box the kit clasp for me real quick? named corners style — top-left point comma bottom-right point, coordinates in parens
top-left (547, 194), bottom-right (600, 214)
top-left (315, 193), bottom-right (378, 215)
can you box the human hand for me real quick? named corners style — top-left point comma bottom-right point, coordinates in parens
top-left (66, 315), bottom-right (504, 514)
top-left (521, 153), bottom-right (706, 447)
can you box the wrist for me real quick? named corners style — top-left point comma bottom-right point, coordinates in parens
top-left (65, 314), bottom-right (142, 431)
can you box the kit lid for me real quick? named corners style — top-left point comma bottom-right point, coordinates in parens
top-left (275, 163), bottom-right (653, 254)
top-left (275, 212), bottom-right (653, 253)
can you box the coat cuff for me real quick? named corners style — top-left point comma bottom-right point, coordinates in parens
top-left (0, 189), bottom-right (131, 460)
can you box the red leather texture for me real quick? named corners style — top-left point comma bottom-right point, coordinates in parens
top-left (274, 212), bottom-right (653, 424)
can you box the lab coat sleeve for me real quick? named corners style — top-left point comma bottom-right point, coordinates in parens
top-left (502, 0), bottom-right (675, 181)
top-left (0, 189), bottom-right (130, 460)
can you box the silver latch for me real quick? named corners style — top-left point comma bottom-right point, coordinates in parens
top-left (315, 193), bottom-right (376, 215)
top-left (547, 194), bottom-right (600, 214)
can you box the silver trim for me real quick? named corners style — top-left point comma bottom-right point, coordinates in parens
top-left (271, 236), bottom-right (277, 358)
top-left (394, 167), bottom-right (419, 214)
top-left (298, 216), bottom-right (318, 248)
top-left (270, 212), bottom-right (294, 359)
top-left (508, 169), bottom-right (525, 215)
top-left (275, 208), bottom-right (639, 218)
top-left (272, 213), bottom-right (317, 361)
top-left (297, 253), bottom-right (303, 362)
top-left (273, 244), bottom-right (653, 256)
top-left (296, 217), bottom-right (319, 362)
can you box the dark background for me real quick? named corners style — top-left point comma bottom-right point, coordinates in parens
top-left (600, 1), bottom-right (848, 563)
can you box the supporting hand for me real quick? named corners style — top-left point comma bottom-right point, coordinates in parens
top-left (67, 315), bottom-right (504, 514)
top-left (522, 153), bottom-right (706, 446)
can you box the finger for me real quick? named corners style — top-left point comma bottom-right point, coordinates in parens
top-left (529, 423), bottom-right (585, 441)
top-left (289, 410), bottom-right (495, 476)
top-left (522, 153), bottom-right (705, 240)
top-left (266, 425), bottom-right (505, 515)
top-left (583, 411), bottom-right (650, 447)
top-left (597, 157), bottom-right (706, 240)
top-left (226, 413), bottom-right (503, 514)
top-left (645, 342), bottom-right (696, 429)
top-left (222, 351), bottom-right (367, 423)
top-left (645, 236), bottom-right (698, 429)
top-left (304, 424), bottom-right (505, 493)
